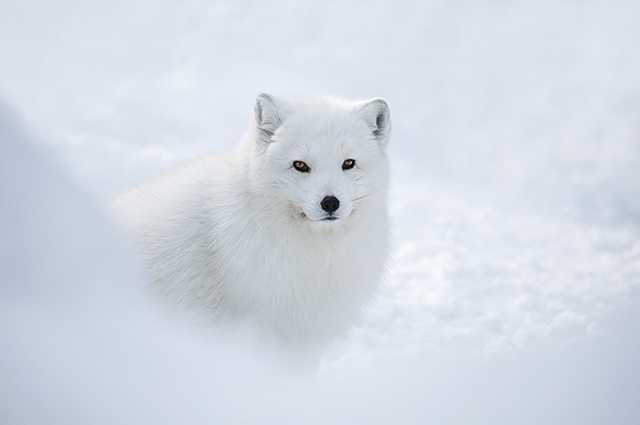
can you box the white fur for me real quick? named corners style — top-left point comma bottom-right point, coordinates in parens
top-left (112, 94), bottom-right (391, 344)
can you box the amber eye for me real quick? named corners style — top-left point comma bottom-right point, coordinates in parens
top-left (292, 160), bottom-right (310, 172)
top-left (342, 158), bottom-right (356, 170)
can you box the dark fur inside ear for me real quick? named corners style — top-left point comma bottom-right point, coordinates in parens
top-left (374, 110), bottom-right (387, 137)
top-left (255, 93), bottom-right (284, 141)
top-left (359, 98), bottom-right (391, 145)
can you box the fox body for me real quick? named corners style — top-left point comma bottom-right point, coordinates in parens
top-left (112, 94), bottom-right (392, 343)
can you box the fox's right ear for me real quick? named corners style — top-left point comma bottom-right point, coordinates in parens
top-left (254, 93), bottom-right (287, 142)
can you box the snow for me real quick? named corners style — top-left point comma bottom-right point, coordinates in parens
top-left (2, 1), bottom-right (640, 423)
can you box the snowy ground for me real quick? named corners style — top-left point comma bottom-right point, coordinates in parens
top-left (2, 1), bottom-right (640, 423)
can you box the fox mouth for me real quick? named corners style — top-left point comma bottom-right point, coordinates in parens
top-left (298, 211), bottom-right (342, 222)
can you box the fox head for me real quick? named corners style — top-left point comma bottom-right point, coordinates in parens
top-left (247, 94), bottom-right (391, 231)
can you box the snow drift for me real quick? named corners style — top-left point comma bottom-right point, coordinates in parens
top-left (2, 102), bottom-right (639, 424)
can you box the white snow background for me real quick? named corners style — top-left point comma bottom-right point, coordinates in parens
top-left (2, 1), bottom-right (640, 423)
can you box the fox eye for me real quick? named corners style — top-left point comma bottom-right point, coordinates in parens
top-left (292, 160), bottom-right (310, 173)
top-left (342, 158), bottom-right (356, 170)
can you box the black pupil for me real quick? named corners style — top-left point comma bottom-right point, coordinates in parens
top-left (343, 159), bottom-right (355, 169)
top-left (294, 161), bottom-right (309, 172)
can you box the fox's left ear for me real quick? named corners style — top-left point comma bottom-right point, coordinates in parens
top-left (358, 98), bottom-right (391, 147)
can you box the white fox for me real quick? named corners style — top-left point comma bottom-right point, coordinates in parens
top-left (112, 94), bottom-right (392, 344)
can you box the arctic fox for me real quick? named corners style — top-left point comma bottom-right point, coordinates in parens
top-left (112, 94), bottom-right (391, 344)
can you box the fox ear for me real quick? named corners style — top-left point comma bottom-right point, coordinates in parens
top-left (358, 98), bottom-right (391, 147)
top-left (254, 93), bottom-right (287, 142)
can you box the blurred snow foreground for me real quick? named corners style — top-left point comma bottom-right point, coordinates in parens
top-left (2, 104), bottom-right (640, 424)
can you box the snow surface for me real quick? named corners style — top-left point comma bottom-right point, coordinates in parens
top-left (2, 1), bottom-right (640, 423)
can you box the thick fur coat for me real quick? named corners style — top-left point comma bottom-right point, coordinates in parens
top-left (112, 94), bottom-right (391, 343)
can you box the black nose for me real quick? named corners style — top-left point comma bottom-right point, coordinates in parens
top-left (320, 195), bottom-right (340, 213)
